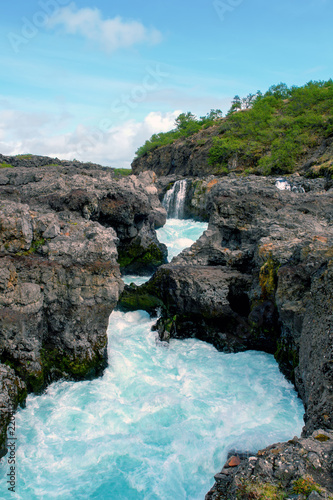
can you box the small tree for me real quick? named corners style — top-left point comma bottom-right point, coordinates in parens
top-left (175, 112), bottom-right (197, 131)
top-left (227, 95), bottom-right (242, 115)
top-left (242, 93), bottom-right (256, 109)
top-left (174, 112), bottom-right (201, 136)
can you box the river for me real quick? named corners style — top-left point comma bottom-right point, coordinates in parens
top-left (0, 187), bottom-right (304, 499)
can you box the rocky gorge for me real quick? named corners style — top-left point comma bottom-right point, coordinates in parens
top-left (0, 148), bottom-right (332, 498)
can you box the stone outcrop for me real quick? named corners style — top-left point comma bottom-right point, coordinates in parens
top-left (0, 164), bottom-right (167, 274)
top-left (0, 152), bottom-right (111, 170)
top-left (0, 203), bottom-right (121, 390)
top-left (132, 126), bottom-right (222, 177)
top-left (0, 161), bottom-right (167, 455)
top-left (206, 430), bottom-right (333, 499)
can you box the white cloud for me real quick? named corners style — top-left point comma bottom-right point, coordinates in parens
top-left (47, 3), bottom-right (162, 53)
top-left (0, 110), bottom-right (180, 168)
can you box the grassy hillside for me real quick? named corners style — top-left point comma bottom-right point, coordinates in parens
top-left (135, 80), bottom-right (333, 177)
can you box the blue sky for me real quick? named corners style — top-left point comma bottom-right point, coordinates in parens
top-left (0, 0), bottom-right (332, 167)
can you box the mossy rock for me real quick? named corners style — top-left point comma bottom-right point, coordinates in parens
top-left (292, 476), bottom-right (323, 496)
top-left (314, 433), bottom-right (330, 442)
top-left (236, 479), bottom-right (287, 500)
top-left (118, 242), bottom-right (166, 272)
top-left (16, 238), bottom-right (46, 257)
top-left (41, 345), bottom-right (107, 383)
top-left (1, 353), bottom-right (41, 394)
top-left (15, 154), bottom-right (32, 159)
top-left (259, 255), bottom-right (280, 299)
top-left (274, 339), bottom-right (299, 382)
top-left (112, 168), bottom-right (133, 178)
top-left (118, 285), bottom-right (164, 315)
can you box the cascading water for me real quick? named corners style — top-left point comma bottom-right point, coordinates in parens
top-left (159, 178), bottom-right (209, 263)
top-left (0, 220), bottom-right (305, 500)
top-left (162, 180), bottom-right (188, 218)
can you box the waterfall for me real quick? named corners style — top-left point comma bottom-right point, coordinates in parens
top-left (162, 179), bottom-right (188, 218)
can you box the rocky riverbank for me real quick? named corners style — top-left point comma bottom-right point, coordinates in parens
top-left (206, 430), bottom-right (333, 499)
top-left (0, 160), bottom-right (167, 455)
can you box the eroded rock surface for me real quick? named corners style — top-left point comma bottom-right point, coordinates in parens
top-left (0, 365), bottom-right (26, 458)
top-left (206, 430), bottom-right (333, 499)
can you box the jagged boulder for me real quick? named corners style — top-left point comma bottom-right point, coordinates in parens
top-left (206, 430), bottom-right (333, 499)
top-left (0, 165), bottom-right (167, 275)
top-left (0, 204), bottom-right (122, 394)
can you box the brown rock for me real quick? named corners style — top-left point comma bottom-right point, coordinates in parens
top-left (227, 455), bottom-right (241, 467)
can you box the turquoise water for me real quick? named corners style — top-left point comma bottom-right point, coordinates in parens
top-left (156, 219), bottom-right (208, 263)
top-left (123, 219), bottom-right (208, 286)
top-left (0, 220), bottom-right (304, 499)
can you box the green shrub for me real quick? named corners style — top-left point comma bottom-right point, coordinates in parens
top-left (135, 110), bottom-right (223, 157)
top-left (209, 79), bottom-right (333, 174)
top-left (237, 479), bottom-right (287, 499)
top-left (0, 162), bottom-right (14, 168)
top-left (112, 168), bottom-right (132, 178)
top-left (134, 80), bottom-right (333, 177)
top-left (292, 476), bottom-right (322, 495)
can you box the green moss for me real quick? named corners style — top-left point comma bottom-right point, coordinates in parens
top-left (15, 154), bottom-right (32, 159)
top-left (292, 476), bottom-right (322, 495)
top-left (16, 238), bottom-right (46, 257)
top-left (27, 371), bottom-right (45, 393)
top-left (4, 359), bottom-right (15, 370)
top-left (118, 288), bottom-right (164, 315)
top-left (259, 255), bottom-right (280, 299)
top-left (314, 433), bottom-right (330, 442)
top-left (0, 162), bottom-right (14, 168)
top-left (41, 344), bottom-right (106, 381)
top-left (1, 352), bottom-right (43, 394)
top-left (274, 340), bottom-right (299, 382)
top-left (192, 180), bottom-right (206, 197)
top-left (15, 384), bottom-right (28, 405)
top-left (118, 243), bottom-right (165, 269)
top-left (237, 479), bottom-right (287, 499)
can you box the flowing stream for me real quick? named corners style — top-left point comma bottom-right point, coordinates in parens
top-left (0, 200), bottom-right (304, 499)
